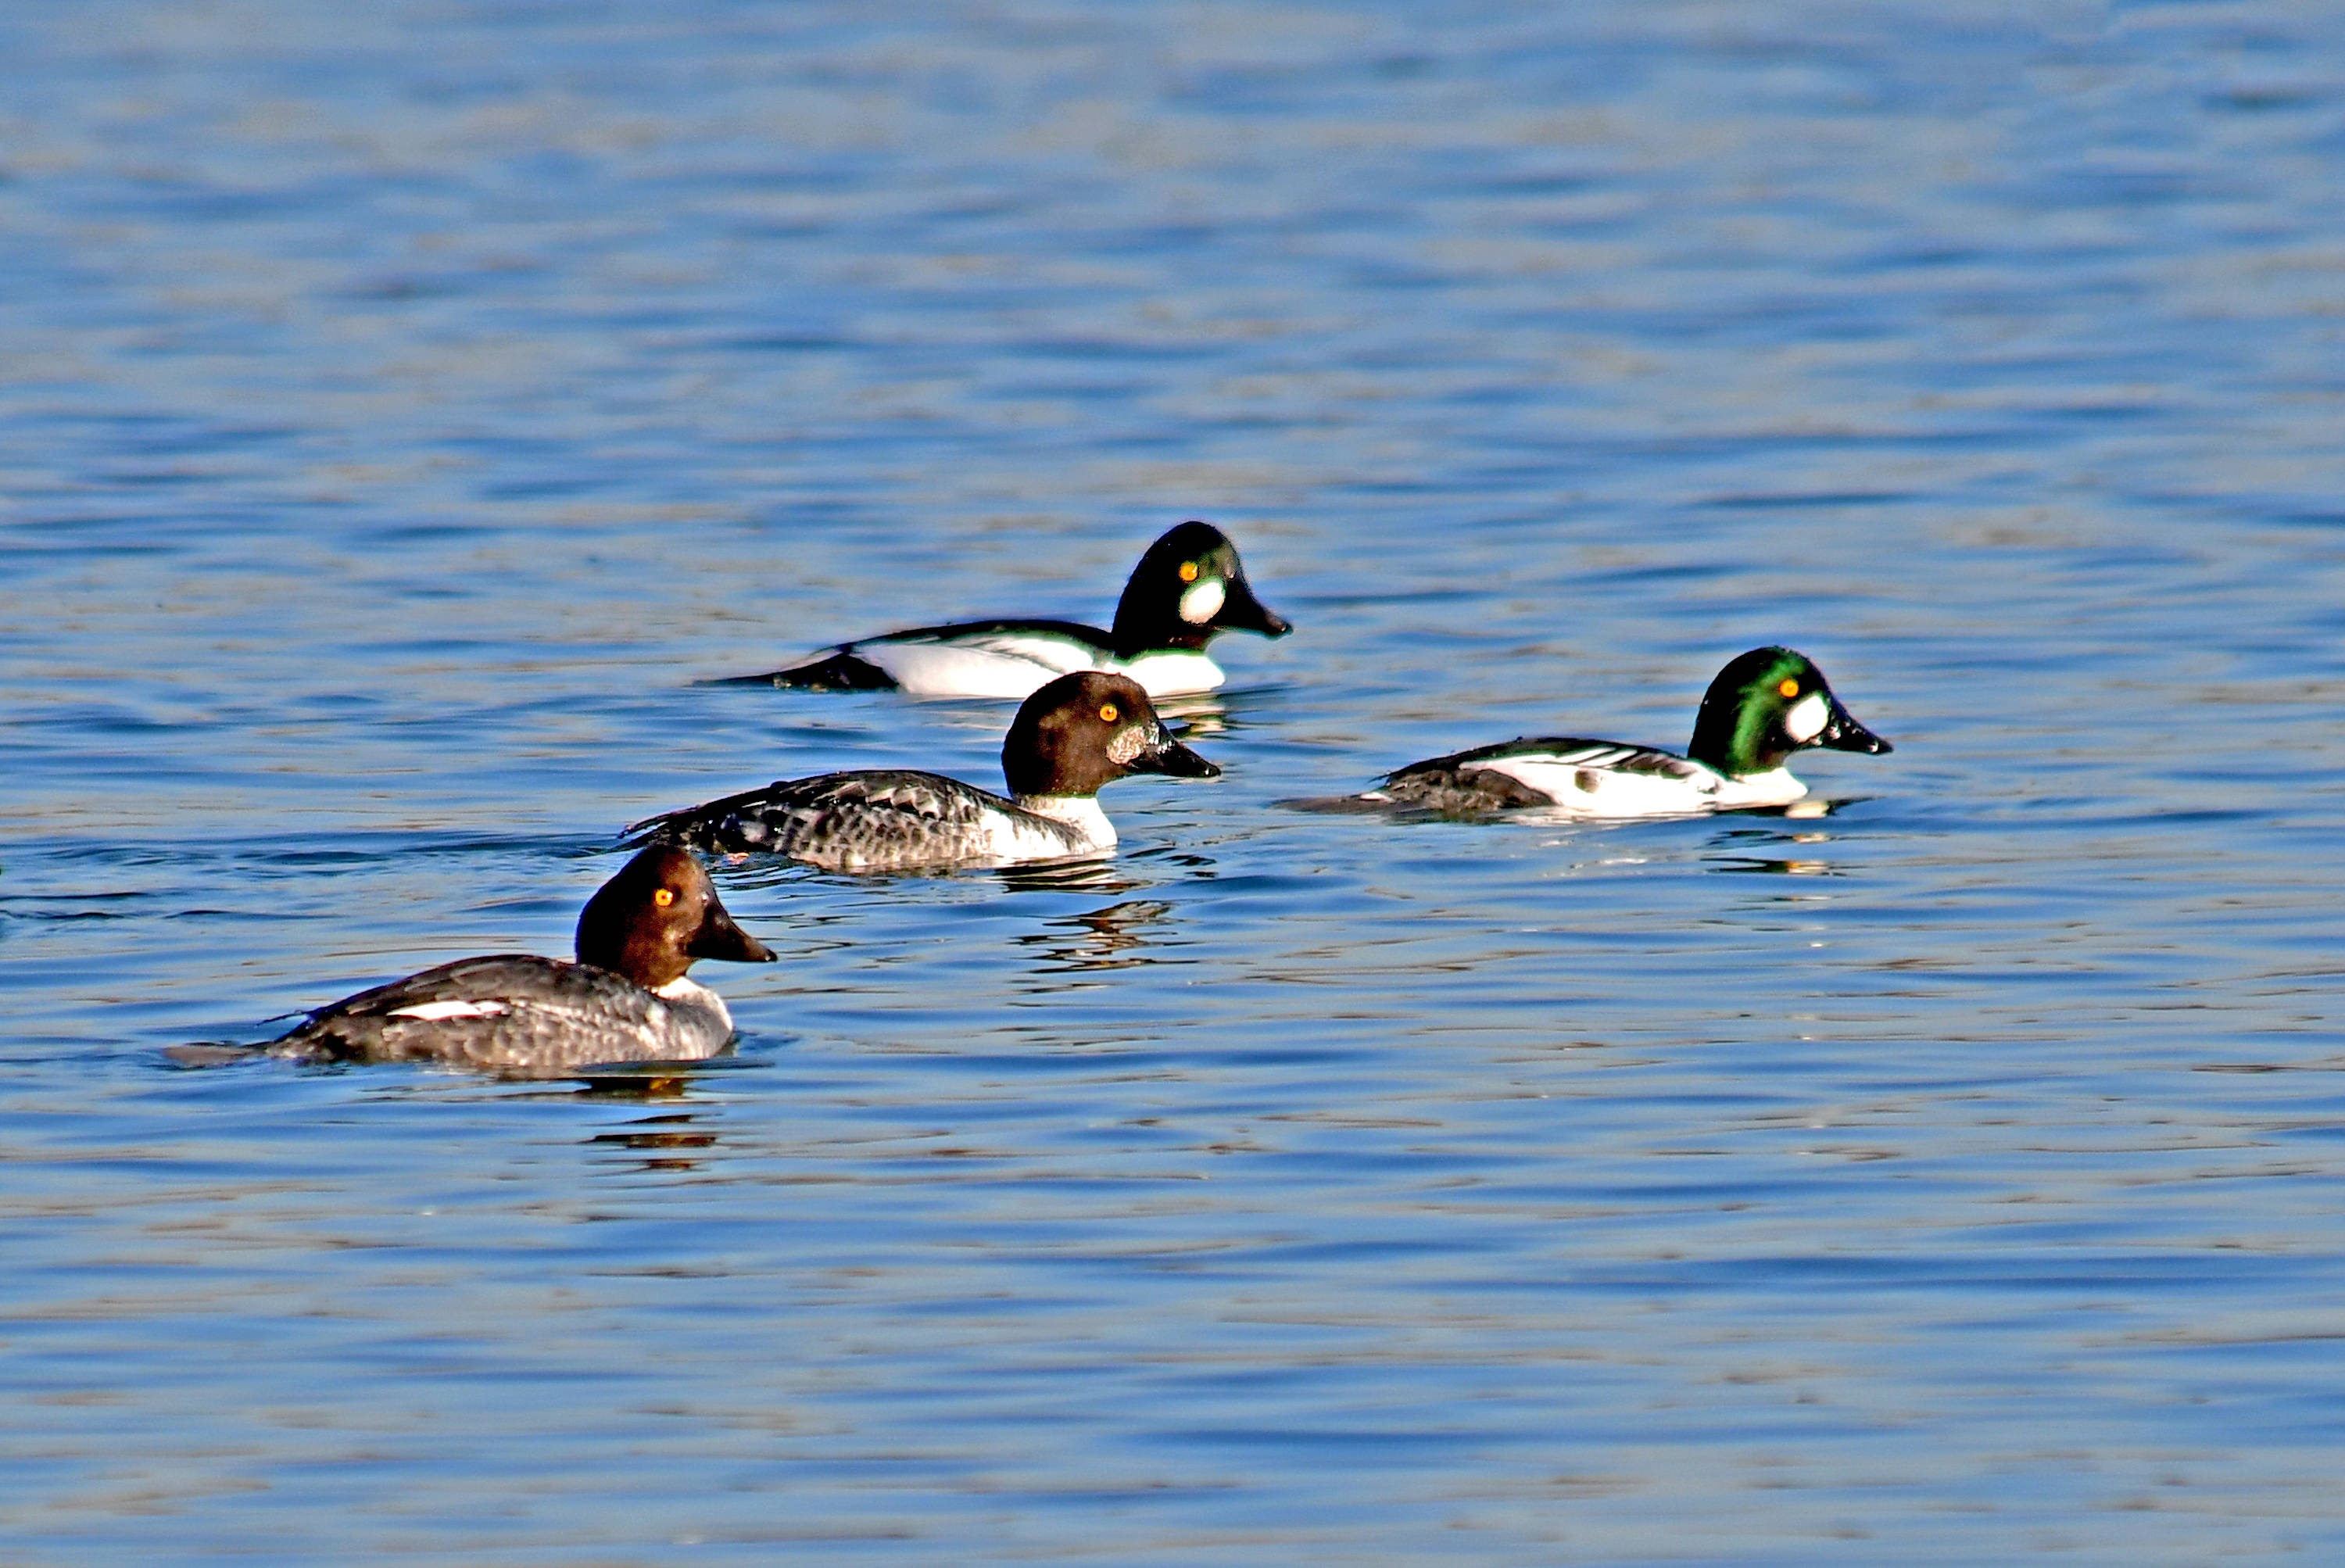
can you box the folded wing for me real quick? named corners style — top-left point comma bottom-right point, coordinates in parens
top-left (626, 769), bottom-right (1046, 868)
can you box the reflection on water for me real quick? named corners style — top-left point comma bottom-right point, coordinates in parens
top-left (1708, 854), bottom-right (1838, 875)
top-left (992, 857), bottom-right (1143, 896)
top-left (1707, 823), bottom-right (1844, 875)
top-left (1014, 899), bottom-right (1177, 973)
top-left (1149, 693), bottom-right (1229, 734)
top-left (587, 1112), bottom-right (720, 1171)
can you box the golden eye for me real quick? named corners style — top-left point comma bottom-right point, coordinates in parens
top-left (653, 887), bottom-right (676, 908)
top-left (1778, 678), bottom-right (1800, 698)
top-left (1098, 703), bottom-right (1120, 722)
top-left (1178, 561), bottom-right (1200, 582)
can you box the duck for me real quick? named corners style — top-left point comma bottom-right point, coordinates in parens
top-left (1361, 646), bottom-right (1892, 818)
top-left (739, 521), bottom-right (1291, 699)
top-left (263, 846), bottom-right (775, 1075)
top-left (626, 671), bottom-right (1219, 870)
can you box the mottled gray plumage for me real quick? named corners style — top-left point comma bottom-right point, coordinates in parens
top-left (254, 846), bottom-right (773, 1076)
top-left (626, 768), bottom-right (1091, 868)
top-left (268, 954), bottom-right (734, 1073)
top-left (626, 671), bottom-right (1219, 872)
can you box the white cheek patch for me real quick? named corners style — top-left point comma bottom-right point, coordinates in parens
top-left (1784, 692), bottom-right (1830, 743)
top-left (1106, 726), bottom-right (1147, 766)
top-left (388, 1000), bottom-right (510, 1022)
top-left (1177, 578), bottom-right (1226, 625)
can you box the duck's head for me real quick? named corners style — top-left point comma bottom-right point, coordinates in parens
top-left (575, 845), bottom-right (775, 990)
top-left (1002, 671), bottom-right (1221, 799)
top-left (1687, 646), bottom-right (1892, 779)
top-left (1110, 521), bottom-right (1292, 653)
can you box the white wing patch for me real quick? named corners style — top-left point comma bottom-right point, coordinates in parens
top-left (1177, 579), bottom-right (1226, 625)
top-left (1783, 692), bottom-right (1829, 743)
top-left (388, 999), bottom-right (511, 1022)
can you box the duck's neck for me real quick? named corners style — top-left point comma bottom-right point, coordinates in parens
top-left (1110, 596), bottom-right (1215, 656)
top-left (1687, 703), bottom-right (1785, 779)
top-left (1013, 793), bottom-right (1116, 849)
top-left (652, 974), bottom-right (732, 1031)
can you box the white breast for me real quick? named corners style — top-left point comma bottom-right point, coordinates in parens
top-left (1706, 768), bottom-right (1808, 808)
top-left (652, 975), bottom-right (734, 1040)
top-left (1001, 795), bottom-right (1115, 857)
top-left (1107, 649), bottom-right (1226, 696)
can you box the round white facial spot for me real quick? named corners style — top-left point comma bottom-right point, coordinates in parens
top-left (1177, 578), bottom-right (1226, 625)
top-left (1106, 726), bottom-right (1147, 766)
top-left (1784, 691), bottom-right (1830, 743)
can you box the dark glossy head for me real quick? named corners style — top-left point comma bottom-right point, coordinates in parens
top-left (1686, 646), bottom-right (1892, 779)
top-left (575, 845), bottom-right (775, 989)
top-left (1109, 521), bottom-right (1292, 654)
top-left (1001, 671), bottom-right (1221, 798)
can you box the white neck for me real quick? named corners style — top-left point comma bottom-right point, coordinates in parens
top-left (653, 975), bottom-right (732, 1032)
top-left (1012, 793), bottom-right (1116, 851)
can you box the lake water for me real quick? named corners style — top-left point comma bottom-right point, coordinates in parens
top-left (8, 2), bottom-right (2345, 1562)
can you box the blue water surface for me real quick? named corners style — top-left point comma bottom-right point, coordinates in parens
top-left (7, 2), bottom-right (2345, 1563)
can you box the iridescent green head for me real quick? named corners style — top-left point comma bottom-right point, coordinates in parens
top-left (1686, 646), bottom-right (1891, 779)
top-left (1110, 521), bottom-right (1292, 654)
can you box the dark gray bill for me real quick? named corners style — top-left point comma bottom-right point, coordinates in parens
top-left (1132, 727), bottom-right (1222, 779)
top-left (690, 898), bottom-right (777, 964)
top-left (1215, 572), bottom-right (1292, 638)
top-left (1821, 700), bottom-right (1892, 754)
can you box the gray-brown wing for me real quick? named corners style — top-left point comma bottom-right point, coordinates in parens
top-left (270, 954), bottom-right (726, 1073)
top-left (625, 769), bottom-right (1036, 869)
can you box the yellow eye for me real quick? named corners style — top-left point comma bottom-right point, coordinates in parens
top-left (1178, 561), bottom-right (1200, 582)
top-left (1098, 703), bottom-right (1120, 722)
top-left (653, 887), bottom-right (676, 908)
top-left (1778, 678), bottom-right (1800, 698)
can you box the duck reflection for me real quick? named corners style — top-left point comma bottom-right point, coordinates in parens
top-left (1706, 821), bottom-right (1842, 877)
top-left (1151, 692), bottom-right (1229, 735)
top-left (586, 1110), bottom-right (721, 1172)
top-left (993, 857), bottom-right (1144, 895)
top-left (1015, 899), bottom-right (1176, 972)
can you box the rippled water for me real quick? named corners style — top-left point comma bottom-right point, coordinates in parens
top-left (9, 2), bottom-right (2345, 1561)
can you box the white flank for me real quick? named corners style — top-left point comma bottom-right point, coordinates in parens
top-left (1471, 757), bottom-right (1713, 818)
top-left (388, 999), bottom-right (510, 1022)
top-left (1004, 795), bottom-right (1115, 856)
top-left (1109, 649), bottom-right (1225, 696)
top-left (1783, 692), bottom-right (1830, 743)
top-left (1177, 578), bottom-right (1226, 625)
top-left (861, 635), bottom-right (1097, 699)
